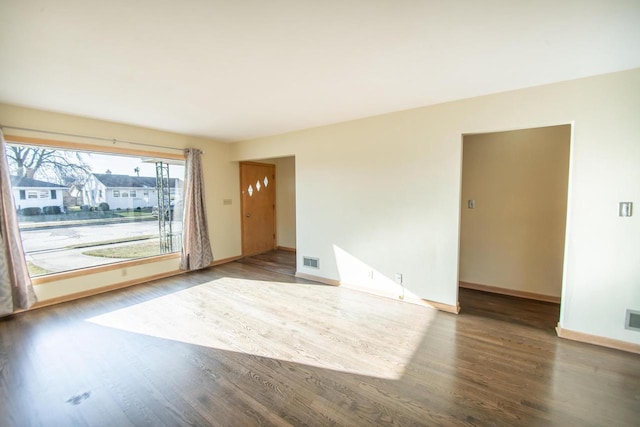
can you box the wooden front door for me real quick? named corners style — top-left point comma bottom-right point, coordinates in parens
top-left (240, 162), bottom-right (276, 256)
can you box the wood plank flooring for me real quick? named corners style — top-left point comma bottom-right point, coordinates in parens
top-left (1, 252), bottom-right (639, 426)
top-left (237, 250), bottom-right (297, 277)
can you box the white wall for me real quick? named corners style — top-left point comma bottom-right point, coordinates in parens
top-left (231, 68), bottom-right (640, 345)
top-left (460, 126), bottom-right (571, 298)
top-left (0, 103), bottom-right (241, 302)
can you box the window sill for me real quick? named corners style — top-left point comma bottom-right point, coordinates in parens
top-left (31, 253), bottom-right (181, 285)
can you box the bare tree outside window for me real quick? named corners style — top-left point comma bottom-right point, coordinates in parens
top-left (5, 145), bottom-right (92, 185)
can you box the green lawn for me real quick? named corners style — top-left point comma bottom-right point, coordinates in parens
top-left (27, 262), bottom-right (51, 277)
top-left (82, 241), bottom-right (165, 259)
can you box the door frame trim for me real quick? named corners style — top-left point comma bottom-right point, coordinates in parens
top-left (456, 122), bottom-right (574, 326)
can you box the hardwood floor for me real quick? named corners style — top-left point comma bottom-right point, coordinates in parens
top-left (458, 287), bottom-right (561, 331)
top-left (1, 253), bottom-right (639, 426)
top-left (237, 250), bottom-right (297, 277)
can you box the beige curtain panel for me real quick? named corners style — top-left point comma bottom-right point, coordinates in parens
top-left (180, 148), bottom-right (214, 271)
top-left (0, 130), bottom-right (37, 316)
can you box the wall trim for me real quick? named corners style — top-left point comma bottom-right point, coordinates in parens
top-left (556, 325), bottom-right (640, 354)
top-left (295, 272), bottom-right (340, 286)
top-left (210, 255), bottom-right (243, 266)
top-left (277, 246), bottom-right (296, 253)
top-left (296, 272), bottom-right (459, 314)
top-left (424, 299), bottom-right (460, 314)
top-left (459, 281), bottom-right (561, 304)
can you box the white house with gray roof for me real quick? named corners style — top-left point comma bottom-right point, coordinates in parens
top-left (10, 176), bottom-right (66, 212)
top-left (84, 173), bottom-right (183, 210)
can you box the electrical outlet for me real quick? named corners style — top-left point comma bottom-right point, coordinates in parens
top-left (619, 202), bottom-right (633, 217)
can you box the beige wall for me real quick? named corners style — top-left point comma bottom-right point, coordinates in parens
top-left (273, 157), bottom-right (296, 249)
top-left (460, 126), bottom-right (571, 298)
top-left (0, 103), bottom-right (242, 302)
top-left (3, 68), bottom-right (640, 347)
top-left (231, 68), bottom-right (640, 345)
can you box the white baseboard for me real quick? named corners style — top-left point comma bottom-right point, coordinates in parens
top-left (296, 272), bottom-right (459, 313)
top-left (459, 281), bottom-right (560, 303)
top-left (556, 324), bottom-right (640, 354)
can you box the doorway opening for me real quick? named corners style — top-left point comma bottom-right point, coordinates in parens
top-left (239, 157), bottom-right (296, 259)
top-left (458, 125), bottom-right (571, 330)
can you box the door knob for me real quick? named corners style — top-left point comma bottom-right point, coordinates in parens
top-left (246, 213), bottom-right (251, 218)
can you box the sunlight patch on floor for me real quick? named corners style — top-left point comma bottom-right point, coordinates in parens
top-left (87, 277), bottom-right (436, 379)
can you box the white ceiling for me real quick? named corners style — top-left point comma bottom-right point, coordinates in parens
top-left (1, 1), bottom-right (639, 142)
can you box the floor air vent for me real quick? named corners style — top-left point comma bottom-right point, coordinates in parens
top-left (625, 309), bottom-right (640, 331)
top-left (303, 256), bottom-right (319, 269)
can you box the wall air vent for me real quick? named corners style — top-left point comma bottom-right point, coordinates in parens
top-left (625, 309), bottom-right (640, 332)
top-left (303, 256), bottom-right (319, 269)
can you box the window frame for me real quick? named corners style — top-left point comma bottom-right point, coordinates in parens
top-left (4, 134), bottom-right (186, 285)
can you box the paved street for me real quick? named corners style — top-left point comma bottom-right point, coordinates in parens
top-left (20, 220), bottom-right (183, 275)
top-left (20, 221), bottom-right (163, 252)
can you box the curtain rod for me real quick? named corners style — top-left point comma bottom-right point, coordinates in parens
top-left (0, 123), bottom-right (189, 153)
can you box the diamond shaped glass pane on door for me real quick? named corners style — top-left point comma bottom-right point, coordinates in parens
top-left (248, 184), bottom-right (253, 197)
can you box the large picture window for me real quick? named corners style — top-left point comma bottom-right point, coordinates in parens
top-left (5, 141), bottom-right (185, 278)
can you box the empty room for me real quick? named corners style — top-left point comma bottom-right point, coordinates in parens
top-left (1, 1), bottom-right (639, 426)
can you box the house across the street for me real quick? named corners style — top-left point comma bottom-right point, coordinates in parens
top-left (84, 173), bottom-right (183, 210)
top-left (10, 175), bottom-right (66, 212)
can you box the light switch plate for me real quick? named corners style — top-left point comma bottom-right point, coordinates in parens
top-left (468, 199), bottom-right (475, 209)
